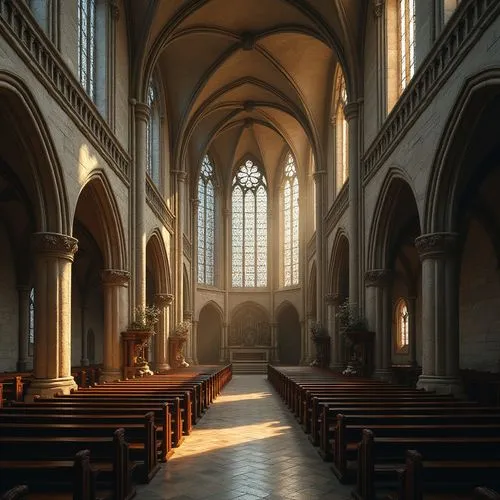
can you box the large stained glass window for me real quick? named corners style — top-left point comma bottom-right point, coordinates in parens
top-left (232, 160), bottom-right (268, 287)
top-left (198, 155), bottom-right (215, 285)
top-left (78, 0), bottom-right (96, 101)
top-left (146, 80), bottom-right (160, 186)
top-left (335, 70), bottom-right (349, 193)
top-left (399, 0), bottom-right (415, 92)
top-left (282, 153), bottom-right (299, 286)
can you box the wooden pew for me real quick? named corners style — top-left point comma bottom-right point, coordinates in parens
top-left (353, 429), bottom-right (500, 500)
top-left (0, 485), bottom-right (28, 500)
top-left (0, 413), bottom-right (158, 484)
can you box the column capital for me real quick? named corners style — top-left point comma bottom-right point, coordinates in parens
top-left (101, 269), bottom-right (130, 286)
top-left (134, 102), bottom-right (150, 123)
top-left (155, 293), bottom-right (174, 307)
top-left (312, 170), bottom-right (327, 183)
top-left (191, 198), bottom-right (200, 209)
top-left (325, 293), bottom-right (342, 306)
top-left (415, 232), bottom-right (460, 260)
top-left (373, 0), bottom-right (384, 18)
top-left (223, 208), bottom-right (231, 217)
top-left (32, 232), bottom-right (78, 261)
top-left (172, 170), bottom-right (187, 182)
top-left (343, 101), bottom-right (360, 121)
top-left (183, 310), bottom-right (193, 320)
top-left (364, 269), bottom-right (393, 287)
top-left (109, 0), bottom-right (120, 20)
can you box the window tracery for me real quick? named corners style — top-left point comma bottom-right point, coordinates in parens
top-left (399, 0), bottom-right (416, 92)
top-left (395, 298), bottom-right (409, 351)
top-left (282, 153), bottom-right (299, 286)
top-left (232, 160), bottom-right (268, 288)
top-left (198, 155), bottom-right (215, 286)
top-left (146, 80), bottom-right (161, 186)
top-left (335, 70), bottom-right (349, 193)
top-left (78, 0), bottom-right (96, 101)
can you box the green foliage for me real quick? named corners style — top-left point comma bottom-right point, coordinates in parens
top-left (336, 299), bottom-right (367, 332)
top-left (128, 304), bottom-right (161, 331)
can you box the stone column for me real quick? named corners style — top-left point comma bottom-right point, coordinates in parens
top-left (184, 310), bottom-right (194, 365)
top-left (299, 319), bottom-right (307, 365)
top-left (191, 320), bottom-right (199, 365)
top-left (270, 322), bottom-right (279, 363)
top-left (100, 270), bottom-right (129, 382)
top-left (373, 0), bottom-right (387, 126)
top-left (344, 102), bottom-right (360, 308)
top-left (407, 295), bottom-right (418, 366)
top-left (326, 293), bottom-right (344, 370)
top-left (415, 233), bottom-right (462, 395)
top-left (26, 233), bottom-right (78, 399)
top-left (173, 170), bottom-right (187, 326)
top-left (365, 269), bottom-right (393, 380)
top-left (80, 302), bottom-right (89, 367)
top-left (17, 285), bottom-right (31, 372)
top-left (221, 321), bottom-right (229, 363)
top-left (154, 293), bottom-right (173, 372)
top-left (313, 170), bottom-right (326, 323)
top-left (134, 102), bottom-right (150, 311)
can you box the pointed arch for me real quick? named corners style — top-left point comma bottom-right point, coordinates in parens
top-left (367, 167), bottom-right (421, 270)
top-left (275, 299), bottom-right (299, 319)
top-left (146, 229), bottom-right (172, 294)
top-left (76, 170), bottom-right (127, 270)
top-left (197, 299), bottom-right (223, 322)
top-left (0, 71), bottom-right (69, 233)
top-left (328, 229), bottom-right (350, 297)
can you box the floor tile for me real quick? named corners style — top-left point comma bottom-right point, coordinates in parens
top-left (134, 374), bottom-right (352, 499)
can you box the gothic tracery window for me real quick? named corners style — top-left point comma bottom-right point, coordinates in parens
top-left (147, 80), bottom-right (161, 186)
top-left (78, 0), bottom-right (96, 101)
top-left (232, 160), bottom-right (268, 288)
top-left (335, 70), bottom-right (349, 193)
top-left (198, 155), bottom-right (215, 286)
top-left (395, 298), bottom-right (409, 351)
top-left (282, 153), bottom-right (299, 287)
top-left (28, 287), bottom-right (35, 355)
top-left (399, 0), bottom-right (416, 92)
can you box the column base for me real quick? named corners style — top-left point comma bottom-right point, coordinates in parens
top-left (25, 376), bottom-right (77, 401)
top-left (80, 358), bottom-right (90, 367)
top-left (416, 375), bottom-right (464, 397)
top-left (155, 363), bottom-right (171, 373)
top-left (374, 369), bottom-right (393, 382)
top-left (100, 369), bottom-right (122, 383)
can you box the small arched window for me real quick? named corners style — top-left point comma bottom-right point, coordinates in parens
top-left (232, 160), bottom-right (268, 288)
top-left (334, 70), bottom-right (348, 193)
top-left (399, 0), bottom-right (416, 92)
top-left (395, 298), bottom-right (409, 351)
top-left (147, 80), bottom-right (161, 186)
top-left (198, 155), bottom-right (216, 286)
top-left (281, 153), bottom-right (299, 287)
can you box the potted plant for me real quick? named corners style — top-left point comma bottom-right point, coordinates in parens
top-left (309, 322), bottom-right (330, 368)
top-left (128, 304), bottom-right (161, 332)
top-left (170, 320), bottom-right (191, 368)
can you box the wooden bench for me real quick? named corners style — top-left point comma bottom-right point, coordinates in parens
top-left (353, 429), bottom-right (500, 500)
top-left (0, 485), bottom-right (29, 500)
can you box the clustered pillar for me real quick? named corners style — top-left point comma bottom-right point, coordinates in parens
top-left (26, 232), bottom-right (78, 399)
top-left (154, 293), bottom-right (173, 372)
top-left (415, 232), bottom-right (462, 395)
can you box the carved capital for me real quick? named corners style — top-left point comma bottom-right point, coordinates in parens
top-left (155, 293), bottom-right (174, 307)
top-left (183, 310), bottom-right (193, 320)
top-left (191, 198), bottom-right (200, 209)
top-left (134, 102), bottom-right (150, 123)
top-left (32, 233), bottom-right (78, 260)
top-left (343, 102), bottom-right (359, 121)
top-left (373, 0), bottom-right (384, 18)
top-left (325, 293), bottom-right (342, 306)
top-left (101, 269), bottom-right (130, 286)
top-left (223, 208), bottom-right (231, 217)
top-left (365, 269), bottom-right (393, 287)
top-left (172, 170), bottom-right (187, 182)
top-left (312, 170), bottom-right (327, 183)
top-left (415, 232), bottom-right (459, 260)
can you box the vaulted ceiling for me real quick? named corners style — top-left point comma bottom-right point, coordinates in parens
top-left (126, 0), bottom-right (367, 185)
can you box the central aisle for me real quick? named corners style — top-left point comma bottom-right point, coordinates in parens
top-left (136, 374), bottom-right (351, 500)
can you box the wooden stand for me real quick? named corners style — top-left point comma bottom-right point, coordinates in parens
top-left (168, 337), bottom-right (188, 369)
top-left (344, 330), bottom-right (375, 377)
top-left (121, 330), bottom-right (154, 379)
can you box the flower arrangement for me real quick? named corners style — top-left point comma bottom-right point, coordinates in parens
top-left (310, 321), bottom-right (328, 340)
top-left (173, 320), bottom-right (191, 340)
top-left (128, 304), bottom-right (161, 331)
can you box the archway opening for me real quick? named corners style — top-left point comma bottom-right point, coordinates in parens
top-left (277, 303), bottom-right (301, 365)
top-left (197, 303), bottom-right (222, 365)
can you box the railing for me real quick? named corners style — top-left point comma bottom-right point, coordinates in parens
top-left (363, 0), bottom-right (500, 183)
top-left (0, 0), bottom-right (130, 182)
top-left (146, 177), bottom-right (175, 233)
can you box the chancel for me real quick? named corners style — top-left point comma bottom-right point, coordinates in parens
top-left (0, 0), bottom-right (500, 499)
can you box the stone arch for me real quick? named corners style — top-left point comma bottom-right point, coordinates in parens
top-left (0, 71), bottom-right (69, 233)
top-left (367, 168), bottom-right (421, 270)
top-left (229, 301), bottom-right (271, 347)
top-left (197, 301), bottom-right (223, 365)
top-left (146, 229), bottom-right (172, 295)
top-left (328, 229), bottom-right (350, 299)
top-left (76, 171), bottom-right (127, 270)
top-left (425, 69), bottom-right (500, 233)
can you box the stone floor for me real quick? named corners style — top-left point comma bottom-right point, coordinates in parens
top-left (135, 374), bottom-right (352, 500)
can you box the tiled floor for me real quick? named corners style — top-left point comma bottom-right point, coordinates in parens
top-left (135, 374), bottom-right (352, 500)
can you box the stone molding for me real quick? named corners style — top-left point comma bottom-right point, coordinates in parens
top-left (134, 102), bottom-right (150, 123)
top-left (31, 232), bottom-right (78, 259)
top-left (364, 269), bottom-right (393, 287)
top-left (172, 170), bottom-right (188, 182)
top-left (325, 293), bottom-right (342, 306)
top-left (363, 0), bottom-right (500, 182)
top-left (101, 269), bottom-right (130, 286)
top-left (312, 170), bottom-right (327, 183)
top-left (146, 178), bottom-right (175, 234)
top-left (109, 0), bottom-right (119, 20)
top-left (155, 293), bottom-right (174, 307)
top-left (0, 0), bottom-right (130, 182)
top-left (415, 232), bottom-right (459, 260)
top-left (343, 102), bottom-right (359, 121)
